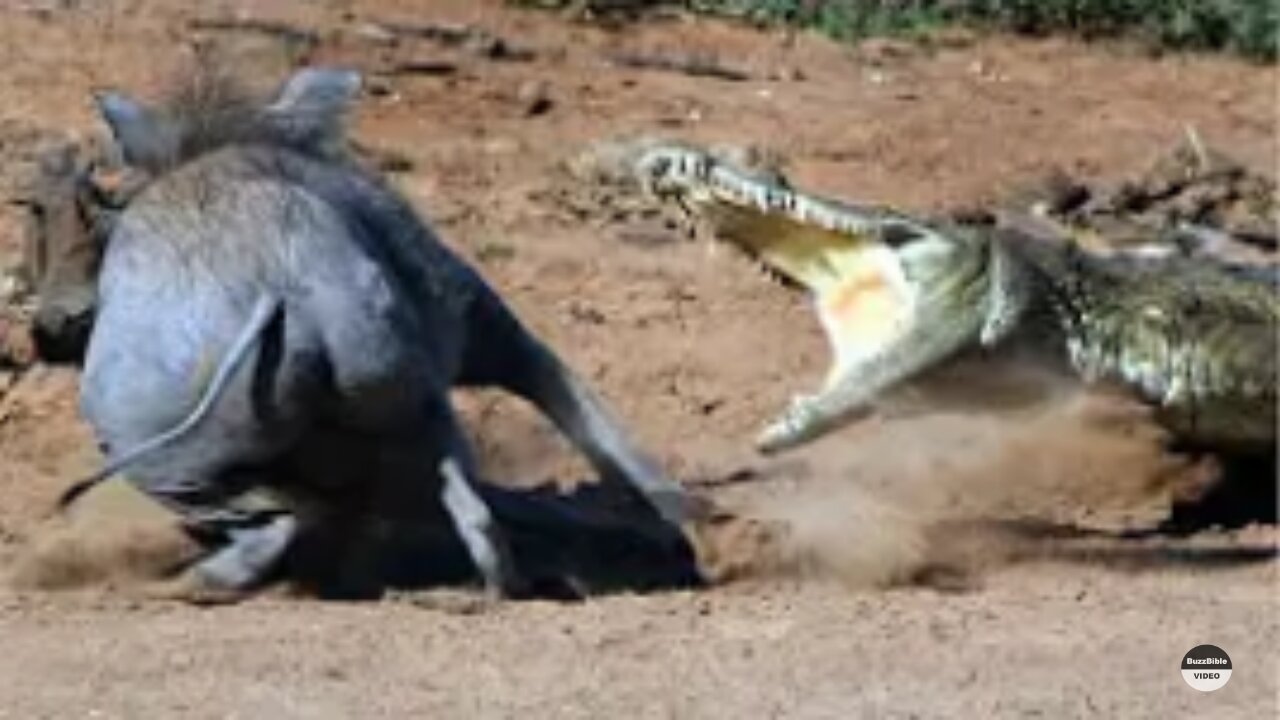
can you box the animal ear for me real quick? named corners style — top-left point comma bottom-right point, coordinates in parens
top-left (266, 67), bottom-right (362, 130)
top-left (94, 91), bottom-right (174, 170)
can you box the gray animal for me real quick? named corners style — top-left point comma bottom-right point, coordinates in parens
top-left (12, 140), bottom-right (109, 363)
top-left (47, 65), bottom-right (692, 598)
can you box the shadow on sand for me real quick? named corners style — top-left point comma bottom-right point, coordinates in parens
top-left (918, 514), bottom-right (1276, 587)
top-left (283, 481), bottom-right (705, 601)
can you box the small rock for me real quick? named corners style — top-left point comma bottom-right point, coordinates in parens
top-left (365, 76), bottom-right (398, 99)
top-left (466, 33), bottom-right (535, 62)
top-left (517, 80), bottom-right (554, 117)
top-left (465, 32), bottom-right (506, 59)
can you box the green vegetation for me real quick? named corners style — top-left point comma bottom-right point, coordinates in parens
top-left (686, 1), bottom-right (947, 41)
top-left (512, 1), bottom-right (1279, 61)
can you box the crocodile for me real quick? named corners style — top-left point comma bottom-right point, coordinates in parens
top-left (620, 141), bottom-right (1278, 460)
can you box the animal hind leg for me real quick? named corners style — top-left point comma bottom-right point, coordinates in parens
top-left (438, 456), bottom-right (526, 598)
top-left (458, 293), bottom-right (693, 526)
top-left (410, 396), bottom-right (527, 598)
top-left (127, 464), bottom-right (298, 594)
top-left (194, 513), bottom-right (298, 591)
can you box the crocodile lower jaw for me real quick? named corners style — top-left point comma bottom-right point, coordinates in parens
top-left (727, 238), bottom-right (919, 451)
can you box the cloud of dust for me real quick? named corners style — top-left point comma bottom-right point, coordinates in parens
top-left (3, 478), bottom-right (198, 592)
top-left (751, 483), bottom-right (931, 588)
top-left (0, 357), bottom-right (1211, 597)
top-left (690, 362), bottom-right (1206, 590)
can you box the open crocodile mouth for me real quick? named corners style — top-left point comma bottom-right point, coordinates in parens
top-left (636, 144), bottom-right (934, 381)
top-left (631, 143), bottom-right (991, 452)
top-left (702, 200), bottom-right (921, 387)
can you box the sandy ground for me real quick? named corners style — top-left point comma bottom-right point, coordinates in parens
top-left (0, 1), bottom-right (1276, 717)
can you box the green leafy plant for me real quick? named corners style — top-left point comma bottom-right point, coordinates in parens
top-left (508, 1), bottom-right (1277, 61)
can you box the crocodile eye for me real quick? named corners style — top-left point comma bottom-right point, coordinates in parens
top-left (879, 222), bottom-right (921, 248)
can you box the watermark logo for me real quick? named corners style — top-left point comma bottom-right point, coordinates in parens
top-left (1181, 645), bottom-right (1232, 692)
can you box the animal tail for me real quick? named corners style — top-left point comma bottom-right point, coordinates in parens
top-left (56, 295), bottom-right (285, 511)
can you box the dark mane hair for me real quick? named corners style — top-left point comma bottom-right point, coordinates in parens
top-left (129, 59), bottom-right (353, 174)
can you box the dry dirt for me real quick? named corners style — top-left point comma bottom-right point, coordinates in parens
top-left (0, 1), bottom-right (1277, 718)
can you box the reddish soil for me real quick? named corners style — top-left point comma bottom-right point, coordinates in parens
top-left (0, 1), bottom-right (1275, 717)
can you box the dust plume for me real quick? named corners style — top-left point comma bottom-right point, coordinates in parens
top-left (3, 478), bottom-right (198, 591)
top-left (689, 369), bottom-right (1211, 590)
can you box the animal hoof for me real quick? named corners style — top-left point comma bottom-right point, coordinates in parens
top-left (190, 515), bottom-right (298, 593)
top-left (143, 570), bottom-right (251, 606)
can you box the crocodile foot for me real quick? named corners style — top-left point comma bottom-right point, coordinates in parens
top-left (756, 393), bottom-right (873, 454)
